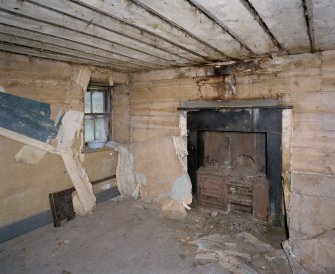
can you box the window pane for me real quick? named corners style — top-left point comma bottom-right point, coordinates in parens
top-left (95, 115), bottom-right (108, 141)
top-left (92, 91), bottom-right (104, 113)
top-left (84, 116), bottom-right (94, 142)
top-left (84, 92), bottom-right (91, 113)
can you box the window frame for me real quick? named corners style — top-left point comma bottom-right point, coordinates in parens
top-left (84, 82), bottom-right (112, 144)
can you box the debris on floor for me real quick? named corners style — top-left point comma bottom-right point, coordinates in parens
top-left (193, 232), bottom-right (291, 273)
top-left (194, 252), bottom-right (218, 265)
top-left (0, 198), bottom-right (291, 274)
top-left (159, 198), bottom-right (187, 220)
top-left (181, 207), bottom-right (271, 242)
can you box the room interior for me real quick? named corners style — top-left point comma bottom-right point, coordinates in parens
top-left (0, 0), bottom-right (334, 273)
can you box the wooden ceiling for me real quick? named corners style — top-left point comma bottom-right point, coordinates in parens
top-left (0, 0), bottom-right (334, 72)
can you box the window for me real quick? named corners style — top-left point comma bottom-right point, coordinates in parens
top-left (84, 82), bottom-right (111, 144)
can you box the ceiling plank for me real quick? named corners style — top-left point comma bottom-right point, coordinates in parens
top-left (0, 11), bottom-right (164, 69)
top-left (0, 33), bottom-right (147, 71)
top-left (0, 43), bottom-right (130, 72)
top-left (0, 0), bottom-right (186, 67)
top-left (0, 25), bottom-right (154, 70)
top-left (74, 0), bottom-right (228, 61)
top-left (132, 0), bottom-right (251, 58)
top-left (30, 0), bottom-right (205, 63)
top-left (189, 0), bottom-right (277, 54)
top-left (248, 0), bottom-right (311, 53)
top-left (25, 0), bottom-right (193, 65)
top-left (305, 0), bottom-right (335, 51)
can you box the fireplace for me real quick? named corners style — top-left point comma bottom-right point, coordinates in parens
top-left (197, 131), bottom-right (268, 221)
top-left (184, 105), bottom-right (291, 226)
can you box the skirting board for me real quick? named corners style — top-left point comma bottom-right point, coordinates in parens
top-left (0, 186), bottom-right (120, 244)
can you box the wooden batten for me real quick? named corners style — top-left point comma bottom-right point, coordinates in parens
top-left (0, 127), bottom-right (58, 155)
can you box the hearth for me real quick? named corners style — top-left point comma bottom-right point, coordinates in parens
top-left (183, 104), bottom-right (291, 226)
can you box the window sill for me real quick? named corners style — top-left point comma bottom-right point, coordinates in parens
top-left (82, 146), bottom-right (116, 154)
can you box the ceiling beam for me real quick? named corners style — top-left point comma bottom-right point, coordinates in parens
top-left (0, 24), bottom-right (155, 70)
top-left (0, 42), bottom-right (130, 72)
top-left (302, 0), bottom-right (315, 52)
top-left (0, 33), bottom-right (148, 71)
top-left (0, 10), bottom-right (166, 69)
top-left (247, 0), bottom-right (311, 53)
top-left (0, 1), bottom-right (187, 67)
top-left (304, 0), bottom-right (335, 51)
top-left (30, 0), bottom-right (206, 63)
top-left (73, 0), bottom-right (228, 61)
top-left (27, 0), bottom-right (194, 65)
top-left (189, 0), bottom-right (277, 55)
top-left (132, 0), bottom-right (251, 59)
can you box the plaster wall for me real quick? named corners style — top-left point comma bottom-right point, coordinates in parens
top-left (0, 52), bottom-right (123, 226)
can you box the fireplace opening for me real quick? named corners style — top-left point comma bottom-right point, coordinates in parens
top-left (196, 131), bottom-right (269, 221)
top-left (185, 106), bottom-right (291, 226)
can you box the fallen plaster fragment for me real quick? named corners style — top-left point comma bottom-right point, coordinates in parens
top-left (159, 198), bottom-right (186, 220)
top-left (219, 250), bottom-right (251, 261)
top-left (56, 110), bottom-right (95, 215)
top-left (76, 66), bottom-right (92, 92)
top-left (210, 210), bottom-right (218, 217)
top-left (15, 145), bottom-right (47, 165)
top-left (194, 252), bottom-right (218, 265)
top-left (217, 253), bottom-right (257, 274)
top-left (182, 202), bottom-right (191, 210)
top-left (105, 141), bottom-right (143, 198)
top-left (194, 232), bottom-right (291, 273)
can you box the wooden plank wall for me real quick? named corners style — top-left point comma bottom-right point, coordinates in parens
top-left (0, 52), bottom-right (121, 226)
top-left (129, 50), bottom-right (335, 241)
top-left (0, 52), bottom-right (73, 119)
top-left (130, 51), bottom-right (335, 176)
top-left (112, 85), bottom-right (131, 144)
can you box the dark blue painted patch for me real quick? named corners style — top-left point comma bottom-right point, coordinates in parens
top-left (0, 93), bottom-right (58, 142)
top-left (0, 210), bottom-right (53, 244)
top-left (96, 186), bottom-right (120, 203)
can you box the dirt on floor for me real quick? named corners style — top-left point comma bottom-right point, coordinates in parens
top-left (0, 198), bottom-right (289, 274)
top-left (175, 204), bottom-right (287, 250)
